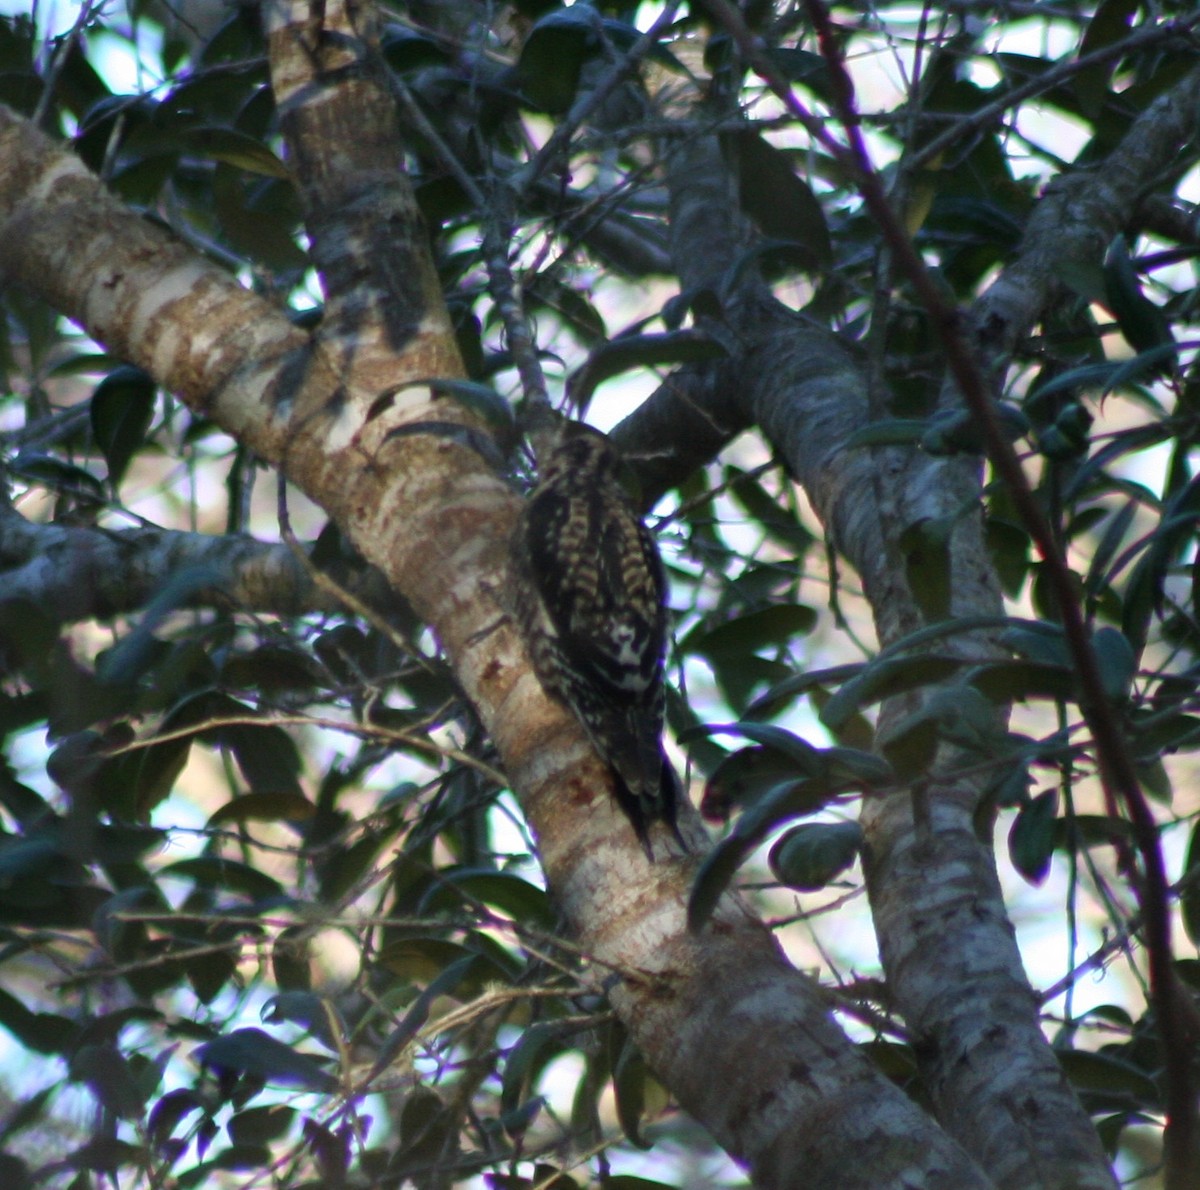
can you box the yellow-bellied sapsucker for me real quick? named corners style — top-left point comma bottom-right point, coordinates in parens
top-left (511, 421), bottom-right (686, 859)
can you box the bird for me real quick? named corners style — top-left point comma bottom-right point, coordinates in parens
top-left (510, 420), bottom-right (686, 859)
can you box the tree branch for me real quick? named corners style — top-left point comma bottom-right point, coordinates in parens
top-left (0, 505), bottom-right (388, 622)
top-left (0, 5), bottom-right (993, 1184)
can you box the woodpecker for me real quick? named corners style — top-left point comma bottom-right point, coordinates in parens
top-left (510, 421), bottom-right (685, 858)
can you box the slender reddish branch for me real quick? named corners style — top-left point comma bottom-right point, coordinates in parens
top-left (703, 0), bottom-right (1196, 1180)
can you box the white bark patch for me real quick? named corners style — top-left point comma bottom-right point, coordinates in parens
top-left (417, 310), bottom-right (452, 336)
top-left (390, 385), bottom-right (437, 417)
top-left (28, 155), bottom-right (86, 203)
top-left (129, 262), bottom-right (215, 366)
top-left (618, 894), bottom-right (688, 964)
top-left (323, 397), bottom-right (364, 452)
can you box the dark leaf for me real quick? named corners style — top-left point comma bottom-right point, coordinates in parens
top-left (207, 791), bottom-right (316, 827)
top-left (901, 517), bottom-right (952, 621)
top-left (1009, 789), bottom-right (1059, 885)
top-left (1103, 237), bottom-right (1176, 368)
top-left (682, 605), bottom-right (818, 661)
top-left (70, 1137), bottom-right (141, 1173)
top-left (1183, 820), bottom-right (1200, 947)
top-left (178, 125), bottom-right (289, 177)
top-left (612, 1037), bottom-right (652, 1150)
top-left (194, 1028), bottom-right (337, 1093)
top-left (568, 330), bottom-right (727, 412)
top-left (0, 1153), bottom-right (30, 1190)
top-left (158, 856), bottom-right (284, 903)
top-left (227, 1104), bottom-right (295, 1147)
top-left (501, 1023), bottom-right (563, 1118)
top-left (689, 779), bottom-right (833, 929)
top-left (1091, 627), bottom-right (1136, 704)
top-left (769, 822), bottom-right (863, 892)
top-left (90, 365), bottom-right (156, 489)
top-left (417, 869), bottom-right (554, 929)
top-left (0, 986), bottom-right (78, 1056)
top-left (725, 130), bottom-right (831, 269)
top-left (69, 1044), bottom-right (147, 1119)
top-left (1059, 1048), bottom-right (1159, 1108)
top-left (821, 655), bottom-right (964, 733)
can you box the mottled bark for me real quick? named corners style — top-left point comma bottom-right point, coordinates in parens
top-left (0, 508), bottom-right (387, 621)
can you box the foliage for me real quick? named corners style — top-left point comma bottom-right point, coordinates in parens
top-left (0, 1), bottom-right (1198, 1187)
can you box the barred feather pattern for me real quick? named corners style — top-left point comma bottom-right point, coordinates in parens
top-left (511, 422), bottom-right (685, 858)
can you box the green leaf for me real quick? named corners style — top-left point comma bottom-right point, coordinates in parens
top-left (967, 659), bottom-right (1076, 705)
top-left (1083, 499), bottom-right (1138, 599)
top-left (96, 564), bottom-right (224, 689)
top-left (689, 778), bottom-right (830, 929)
top-left (697, 744), bottom-right (828, 822)
top-left (396, 1084), bottom-right (451, 1168)
top-left (0, 986), bottom-right (78, 1055)
top-left (159, 856), bottom-right (284, 903)
top-left (901, 518), bottom-right (952, 621)
top-left (1058, 1047), bottom-right (1159, 1107)
top-left (179, 125), bottom-right (290, 177)
top-left (70, 1136), bottom-right (142, 1174)
top-left (501, 1022), bottom-right (563, 1118)
top-left (1028, 350), bottom-right (1175, 406)
top-left (769, 822), bottom-right (863, 892)
top-left (1074, 0), bottom-right (1138, 117)
top-left (917, 404), bottom-right (1028, 456)
top-left (418, 869), bottom-right (554, 930)
top-left (1000, 621), bottom-right (1071, 667)
top-left (682, 605), bottom-right (818, 661)
top-left (187, 947), bottom-right (239, 1005)
top-left (567, 330), bottom-right (727, 412)
top-left (194, 1028), bottom-right (337, 1093)
top-left (768, 47), bottom-right (831, 96)
top-left (687, 722), bottom-right (825, 772)
top-left (417, 377), bottom-right (516, 437)
top-left (513, 6), bottom-right (596, 113)
top-left (686, 831), bottom-right (755, 932)
top-left (726, 468), bottom-right (815, 554)
top-left (1091, 627), bottom-right (1136, 704)
top-left (381, 26), bottom-right (452, 73)
top-left (1009, 789), bottom-right (1058, 885)
top-left (148, 1088), bottom-right (206, 1150)
top-left (91, 365), bottom-right (156, 489)
top-left (367, 956), bottom-right (481, 1081)
top-left (1182, 821), bottom-right (1200, 947)
top-left (744, 661), bottom-right (864, 720)
top-left (207, 791), bottom-right (316, 827)
top-left (525, 272), bottom-right (606, 344)
top-left (9, 451), bottom-right (106, 502)
top-left (1053, 814), bottom-right (1134, 854)
top-left (725, 130), bottom-right (831, 269)
top-left (271, 926), bottom-right (312, 991)
top-left (0, 1085), bottom-right (57, 1146)
top-left (227, 1104), bottom-right (295, 1147)
top-left (70, 1044), bottom-right (148, 1119)
top-left (1103, 237), bottom-right (1176, 367)
top-left (213, 166), bottom-right (307, 271)
top-left (318, 831), bottom-right (392, 904)
top-left (612, 1036), bottom-right (652, 1150)
top-left (820, 655), bottom-right (964, 733)
top-left (877, 707), bottom-right (938, 782)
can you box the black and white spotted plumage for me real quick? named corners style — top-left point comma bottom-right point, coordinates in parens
top-left (511, 422), bottom-right (685, 858)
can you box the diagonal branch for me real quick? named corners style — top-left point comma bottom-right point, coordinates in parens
top-left (0, 505), bottom-right (388, 622)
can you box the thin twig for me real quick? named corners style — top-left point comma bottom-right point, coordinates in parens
top-left (906, 14), bottom-right (1200, 172)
